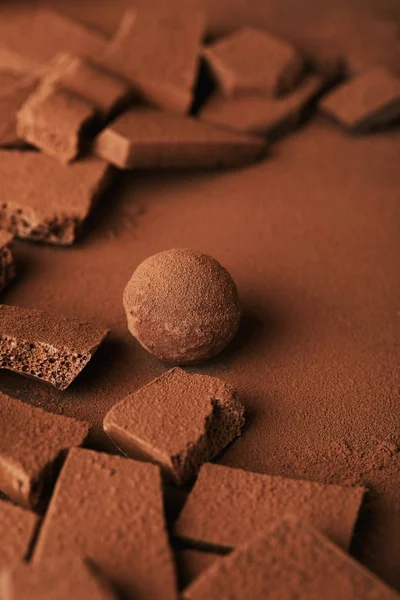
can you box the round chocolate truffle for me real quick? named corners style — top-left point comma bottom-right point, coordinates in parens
top-left (123, 249), bottom-right (241, 364)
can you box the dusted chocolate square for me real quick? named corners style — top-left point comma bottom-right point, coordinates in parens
top-left (0, 498), bottom-right (38, 570)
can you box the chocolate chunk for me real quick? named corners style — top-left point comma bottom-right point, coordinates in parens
top-left (183, 518), bottom-right (400, 600)
top-left (0, 556), bottom-right (117, 600)
top-left (175, 548), bottom-right (218, 590)
top-left (104, 368), bottom-right (245, 485)
top-left (123, 249), bottom-right (241, 364)
top-left (0, 231), bottom-right (15, 294)
top-left (33, 448), bottom-right (178, 600)
top-left (0, 72), bottom-right (38, 147)
top-left (45, 53), bottom-right (130, 119)
top-left (320, 67), bottom-right (400, 132)
top-left (95, 108), bottom-right (266, 170)
top-left (174, 463), bottom-right (365, 551)
top-left (0, 304), bottom-right (109, 390)
top-left (0, 498), bottom-right (38, 570)
top-left (0, 151), bottom-right (110, 245)
top-left (201, 75), bottom-right (325, 137)
top-left (203, 27), bottom-right (304, 98)
top-left (17, 81), bottom-right (95, 163)
top-left (102, 6), bottom-right (205, 113)
top-left (0, 391), bottom-right (89, 507)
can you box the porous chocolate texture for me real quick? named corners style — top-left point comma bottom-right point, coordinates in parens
top-left (0, 498), bottom-right (38, 570)
top-left (183, 518), bottom-right (400, 600)
top-left (0, 231), bottom-right (15, 294)
top-left (0, 391), bottom-right (89, 508)
top-left (174, 462), bottom-right (365, 551)
top-left (0, 151), bottom-right (110, 245)
top-left (0, 556), bottom-right (117, 600)
top-left (0, 304), bottom-right (109, 390)
top-left (33, 448), bottom-right (178, 600)
top-left (104, 368), bottom-right (245, 485)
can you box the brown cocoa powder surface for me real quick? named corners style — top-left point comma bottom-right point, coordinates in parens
top-left (0, 0), bottom-right (399, 591)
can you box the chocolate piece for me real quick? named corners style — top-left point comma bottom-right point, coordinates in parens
top-left (104, 368), bottom-right (245, 485)
top-left (45, 53), bottom-right (130, 119)
top-left (0, 151), bottom-right (110, 245)
top-left (175, 548), bottom-right (218, 590)
top-left (203, 27), bottom-right (304, 98)
top-left (183, 518), bottom-right (400, 600)
top-left (0, 231), bottom-right (15, 293)
top-left (0, 391), bottom-right (89, 507)
top-left (17, 82), bottom-right (95, 163)
top-left (0, 47), bottom-right (44, 77)
top-left (102, 6), bottom-right (205, 113)
top-left (0, 72), bottom-right (37, 147)
top-left (320, 67), bottom-right (400, 132)
top-left (0, 498), bottom-right (38, 570)
top-left (0, 556), bottom-right (117, 600)
top-left (33, 448), bottom-right (178, 600)
top-left (174, 463), bottom-right (365, 551)
top-left (201, 75), bottom-right (325, 137)
top-left (95, 107), bottom-right (266, 169)
top-left (0, 304), bottom-right (109, 390)
top-left (123, 249), bottom-right (241, 364)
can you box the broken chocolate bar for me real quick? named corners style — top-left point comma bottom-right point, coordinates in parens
top-left (320, 67), bottom-right (400, 132)
top-left (33, 448), bottom-right (178, 600)
top-left (94, 107), bottom-right (266, 169)
top-left (0, 498), bottom-right (38, 570)
top-left (17, 81), bottom-right (95, 163)
top-left (104, 368), bottom-right (245, 485)
top-left (0, 72), bottom-right (38, 147)
top-left (183, 518), bottom-right (400, 600)
top-left (174, 463), bottom-right (365, 550)
top-left (201, 75), bottom-right (325, 137)
top-left (102, 6), bottom-right (205, 113)
top-left (0, 304), bottom-right (109, 390)
top-left (0, 231), bottom-right (15, 294)
top-left (0, 556), bottom-right (117, 600)
top-left (0, 151), bottom-right (110, 245)
top-left (203, 27), bottom-right (304, 97)
top-left (0, 391), bottom-right (89, 507)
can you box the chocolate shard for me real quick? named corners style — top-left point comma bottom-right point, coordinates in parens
top-left (33, 448), bottom-right (178, 600)
top-left (0, 304), bottom-right (109, 390)
top-left (0, 151), bottom-right (111, 245)
top-left (175, 548), bottom-right (218, 591)
top-left (0, 391), bottom-right (89, 508)
top-left (94, 107), bottom-right (266, 169)
top-left (17, 81), bottom-right (96, 164)
top-left (102, 5), bottom-right (205, 113)
top-left (0, 556), bottom-right (117, 600)
top-left (183, 518), bottom-right (400, 600)
top-left (203, 27), bottom-right (305, 98)
top-left (104, 368), bottom-right (245, 485)
top-left (0, 72), bottom-right (38, 148)
top-left (320, 67), bottom-right (400, 132)
top-left (0, 498), bottom-right (38, 570)
top-left (0, 231), bottom-right (15, 294)
top-left (174, 463), bottom-right (365, 551)
top-left (200, 75), bottom-right (325, 137)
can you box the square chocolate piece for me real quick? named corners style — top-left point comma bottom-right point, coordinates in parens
top-left (104, 368), bottom-right (245, 485)
top-left (0, 498), bottom-right (38, 570)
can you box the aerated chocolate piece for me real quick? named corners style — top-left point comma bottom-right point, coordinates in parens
top-left (203, 27), bottom-right (304, 97)
top-left (17, 81), bottom-right (95, 163)
top-left (183, 518), bottom-right (400, 600)
top-left (102, 6), bottom-right (205, 113)
top-left (0, 73), bottom-right (38, 147)
top-left (95, 107), bottom-right (266, 169)
top-left (0, 498), bottom-right (38, 570)
top-left (0, 151), bottom-right (110, 245)
top-left (320, 67), bottom-right (400, 132)
top-left (201, 75), bottom-right (324, 137)
top-left (46, 53), bottom-right (130, 119)
top-left (0, 391), bottom-right (89, 507)
top-left (33, 449), bottom-right (178, 600)
top-left (104, 368), bottom-right (245, 485)
top-left (174, 463), bottom-right (365, 551)
top-left (0, 231), bottom-right (15, 293)
top-left (0, 556), bottom-right (117, 600)
top-left (0, 304), bottom-right (109, 390)
top-left (175, 548), bottom-right (218, 590)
